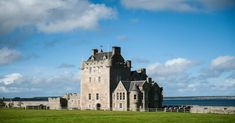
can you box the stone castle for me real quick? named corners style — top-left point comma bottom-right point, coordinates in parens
top-left (80, 46), bottom-right (163, 111)
top-left (2, 46), bottom-right (163, 111)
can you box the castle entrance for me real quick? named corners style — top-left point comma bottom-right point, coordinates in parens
top-left (96, 103), bottom-right (101, 110)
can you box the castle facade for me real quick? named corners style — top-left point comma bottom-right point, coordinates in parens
top-left (80, 46), bottom-right (163, 111)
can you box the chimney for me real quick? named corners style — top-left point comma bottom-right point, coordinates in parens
top-left (137, 68), bottom-right (146, 74)
top-left (92, 49), bottom-right (98, 56)
top-left (147, 77), bottom-right (152, 83)
top-left (141, 68), bottom-right (146, 74)
top-left (126, 60), bottom-right (131, 68)
top-left (112, 46), bottom-right (121, 55)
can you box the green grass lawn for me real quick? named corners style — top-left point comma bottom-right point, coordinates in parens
top-left (0, 109), bottom-right (234, 123)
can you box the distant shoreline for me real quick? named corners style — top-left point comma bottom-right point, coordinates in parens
top-left (164, 96), bottom-right (235, 100)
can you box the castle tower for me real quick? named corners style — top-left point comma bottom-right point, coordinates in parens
top-left (80, 46), bottom-right (131, 110)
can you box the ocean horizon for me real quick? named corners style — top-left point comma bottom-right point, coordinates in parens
top-left (163, 97), bottom-right (235, 106)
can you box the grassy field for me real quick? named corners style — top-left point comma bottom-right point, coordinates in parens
top-left (0, 109), bottom-right (234, 123)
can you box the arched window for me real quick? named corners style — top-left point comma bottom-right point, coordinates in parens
top-left (120, 92), bottom-right (122, 100)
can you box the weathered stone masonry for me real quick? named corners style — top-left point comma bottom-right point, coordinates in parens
top-left (80, 46), bottom-right (163, 111)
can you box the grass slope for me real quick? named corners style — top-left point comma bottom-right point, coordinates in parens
top-left (0, 109), bottom-right (234, 123)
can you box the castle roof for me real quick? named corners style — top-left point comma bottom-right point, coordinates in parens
top-left (87, 52), bottom-right (112, 61)
top-left (120, 80), bottom-right (146, 91)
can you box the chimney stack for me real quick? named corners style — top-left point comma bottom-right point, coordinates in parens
top-left (92, 49), bottom-right (98, 56)
top-left (147, 77), bottom-right (152, 83)
top-left (112, 46), bottom-right (121, 55)
top-left (126, 60), bottom-right (131, 68)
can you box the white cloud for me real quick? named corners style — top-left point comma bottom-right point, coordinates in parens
top-left (211, 56), bottom-right (235, 71)
top-left (0, 86), bottom-right (40, 93)
top-left (0, 73), bottom-right (23, 85)
top-left (0, 47), bottom-right (21, 65)
top-left (201, 56), bottom-right (235, 77)
top-left (0, 0), bottom-right (115, 33)
top-left (0, 69), bottom-right (80, 97)
top-left (147, 58), bottom-right (194, 79)
top-left (121, 0), bottom-right (235, 12)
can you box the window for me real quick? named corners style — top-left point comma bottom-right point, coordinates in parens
top-left (123, 92), bottom-right (125, 100)
top-left (119, 103), bottom-right (122, 108)
top-left (89, 67), bottom-right (92, 73)
top-left (96, 93), bottom-right (99, 100)
top-left (120, 92), bottom-right (122, 100)
top-left (98, 76), bottom-right (101, 82)
top-left (134, 94), bottom-right (137, 100)
top-left (117, 93), bottom-right (119, 100)
top-left (88, 93), bottom-right (91, 100)
top-left (89, 77), bottom-right (91, 83)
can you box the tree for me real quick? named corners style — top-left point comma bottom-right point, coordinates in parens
top-left (0, 100), bottom-right (6, 108)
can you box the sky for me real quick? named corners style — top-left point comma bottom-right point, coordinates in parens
top-left (0, 0), bottom-right (235, 97)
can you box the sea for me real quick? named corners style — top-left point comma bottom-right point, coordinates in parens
top-left (163, 98), bottom-right (235, 106)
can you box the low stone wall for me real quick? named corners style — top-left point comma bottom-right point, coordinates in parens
top-left (4, 101), bottom-right (49, 109)
top-left (190, 106), bottom-right (235, 114)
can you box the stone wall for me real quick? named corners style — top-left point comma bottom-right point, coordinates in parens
top-left (190, 106), bottom-right (235, 114)
top-left (4, 101), bottom-right (49, 109)
top-left (48, 97), bottom-right (67, 110)
top-left (66, 93), bottom-right (80, 110)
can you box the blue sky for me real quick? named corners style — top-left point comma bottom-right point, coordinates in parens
top-left (0, 0), bottom-right (235, 97)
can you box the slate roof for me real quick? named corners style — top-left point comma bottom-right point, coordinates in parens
top-left (120, 80), bottom-right (146, 91)
top-left (130, 71), bottom-right (148, 80)
top-left (87, 52), bottom-right (112, 61)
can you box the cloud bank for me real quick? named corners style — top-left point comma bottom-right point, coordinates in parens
top-left (147, 56), bottom-right (235, 96)
top-left (147, 58), bottom-right (195, 80)
top-left (0, 47), bottom-right (21, 65)
top-left (0, 73), bottom-right (22, 85)
top-left (0, 70), bottom-right (80, 97)
top-left (0, 0), bottom-right (116, 33)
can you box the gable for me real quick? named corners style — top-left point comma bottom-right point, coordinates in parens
top-left (113, 81), bottom-right (128, 92)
